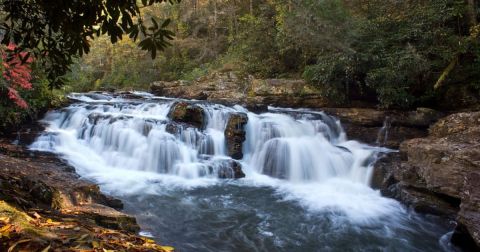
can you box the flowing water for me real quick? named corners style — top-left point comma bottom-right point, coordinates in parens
top-left (31, 92), bottom-right (455, 251)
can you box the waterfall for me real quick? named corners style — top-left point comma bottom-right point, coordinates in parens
top-left (28, 93), bottom-right (453, 251)
top-left (30, 92), bottom-right (381, 186)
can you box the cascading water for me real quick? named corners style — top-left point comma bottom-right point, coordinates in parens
top-left (244, 109), bottom-right (376, 184)
top-left (30, 92), bottom-right (454, 252)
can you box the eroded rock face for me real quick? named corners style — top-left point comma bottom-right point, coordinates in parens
top-left (225, 113), bottom-right (248, 160)
top-left (453, 171), bottom-right (480, 250)
top-left (324, 107), bottom-right (443, 148)
top-left (168, 102), bottom-right (205, 129)
top-left (150, 72), bottom-right (330, 109)
top-left (373, 111), bottom-right (480, 249)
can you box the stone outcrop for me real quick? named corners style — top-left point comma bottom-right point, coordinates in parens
top-left (324, 107), bottom-right (444, 148)
top-left (168, 102), bottom-right (205, 129)
top-left (0, 151), bottom-right (138, 233)
top-left (373, 111), bottom-right (480, 250)
top-left (0, 140), bottom-right (173, 251)
top-left (224, 113), bottom-right (248, 160)
top-left (151, 72), bottom-right (330, 109)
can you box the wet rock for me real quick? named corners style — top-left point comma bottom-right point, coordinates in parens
top-left (399, 138), bottom-right (479, 199)
top-left (385, 183), bottom-right (459, 217)
top-left (323, 107), bottom-right (443, 148)
top-left (168, 102), bottom-right (205, 129)
top-left (244, 102), bottom-right (268, 113)
top-left (429, 111), bottom-right (480, 138)
top-left (165, 122), bottom-right (181, 135)
top-left (370, 153), bottom-right (398, 190)
top-left (454, 171), bottom-right (480, 249)
top-left (398, 112), bottom-right (480, 200)
top-left (216, 160), bottom-right (245, 179)
top-left (224, 113), bottom-right (248, 159)
top-left (114, 91), bottom-right (144, 100)
top-left (391, 107), bottom-right (444, 128)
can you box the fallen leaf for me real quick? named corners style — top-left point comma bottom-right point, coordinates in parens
top-left (160, 245), bottom-right (175, 252)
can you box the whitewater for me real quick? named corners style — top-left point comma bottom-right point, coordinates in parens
top-left (30, 92), bottom-right (454, 251)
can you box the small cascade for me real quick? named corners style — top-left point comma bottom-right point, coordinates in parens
top-left (243, 109), bottom-right (375, 184)
top-left (376, 116), bottom-right (391, 146)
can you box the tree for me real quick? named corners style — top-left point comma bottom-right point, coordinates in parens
top-left (0, 0), bottom-right (180, 88)
top-left (1, 44), bottom-right (33, 108)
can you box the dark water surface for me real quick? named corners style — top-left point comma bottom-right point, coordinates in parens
top-left (118, 182), bottom-right (454, 252)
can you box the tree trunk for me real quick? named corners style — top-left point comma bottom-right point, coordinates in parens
top-left (213, 0), bottom-right (217, 38)
top-left (435, 1), bottom-right (478, 90)
top-left (466, 0), bottom-right (478, 26)
top-left (434, 57), bottom-right (458, 90)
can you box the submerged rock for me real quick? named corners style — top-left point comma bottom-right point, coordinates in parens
top-left (216, 160), bottom-right (245, 179)
top-left (224, 113), bottom-right (248, 160)
top-left (168, 102), bottom-right (205, 129)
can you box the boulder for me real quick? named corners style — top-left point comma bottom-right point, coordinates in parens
top-left (224, 113), bottom-right (248, 159)
top-left (168, 102), bottom-right (206, 129)
top-left (399, 137), bottom-right (480, 199)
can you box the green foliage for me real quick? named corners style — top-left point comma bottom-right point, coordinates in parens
top-left (181, 67), bottom-right (209, 81)
top-left (303, 0), bottom-right (480, 108)
top-left (0, 79), bottom-right (65, 134)
top-left (303, 53), bottom-right (354, 104)
top-left (0, 0), bottom-right (179, 88)
top-left (229, 12), bottom-right (282, 77)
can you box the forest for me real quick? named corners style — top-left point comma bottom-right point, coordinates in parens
top-left (66, 0), bottom-right (480, 109)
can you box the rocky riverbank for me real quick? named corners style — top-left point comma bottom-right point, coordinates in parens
top-left (372, 112), bottom-right (480, 251)
top-left (0, 136), bottom-right (174, 251)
